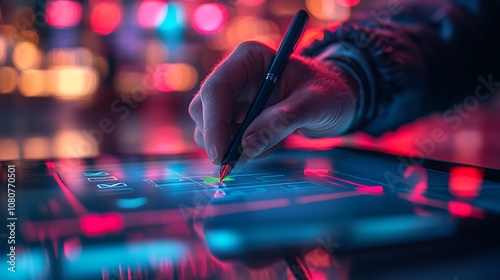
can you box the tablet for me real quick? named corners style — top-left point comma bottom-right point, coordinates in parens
top-left (2, 147), bottom-right (500, 279)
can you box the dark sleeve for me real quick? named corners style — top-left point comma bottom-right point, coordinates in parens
top-left (302, 0), bottom-right (500, 136)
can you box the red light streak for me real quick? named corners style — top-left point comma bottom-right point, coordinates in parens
top-left (448, 201), bottom-right (473, 218)
top-left (296, 190), bottom-right (364, 204)
top-left (323, 174), bottom-right (384, 191)
top-left (46, 162), bottom-right (88, 215)
top-left (399, 193), bottom-right (447, 209)
top-left (284, 135), bottom-right (343, 150)
top-left (399, 194), bottom-right (484, 219)
top-left (304, 168), bottom-right (329, 176)
top-left (22, 208), bottom-right (186, 241)
top-left (356, 185), bottom-right (384, 194)
top-left (448, 201), bottom-right (484, 219)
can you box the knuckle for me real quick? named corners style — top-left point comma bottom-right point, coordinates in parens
top-left (236, 41), bottom-right (271, 55)
top-left (188, 96), bottom-right (201, 119)
top-left (199, 81), bottom-right (216, 102)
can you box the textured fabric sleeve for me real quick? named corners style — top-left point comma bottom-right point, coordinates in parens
top-left (302, 0), bottom-right (500, 136)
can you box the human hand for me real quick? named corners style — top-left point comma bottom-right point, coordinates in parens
top-left (189, 41), bottom-right (358, 164)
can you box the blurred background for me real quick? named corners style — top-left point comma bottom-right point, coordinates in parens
top-left (0, 0), bottom-right (499, 168)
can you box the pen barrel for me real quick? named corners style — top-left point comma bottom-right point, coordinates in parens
top-left (220, 10), bottom-right (308, 168)
top-left (221, 79), bottom-right (277, 167)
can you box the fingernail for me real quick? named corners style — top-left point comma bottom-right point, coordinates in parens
top-left (209, 145), bottom-right (217, 163)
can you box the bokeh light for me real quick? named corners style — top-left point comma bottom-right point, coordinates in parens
top-left (24, 137), bottom-right (51, 159)
top-left (49, 66), bottom-right (99, 100)
top-left (306, 0), bottom-right (350, 21)
top-left (47, 48), bottom-right (93, 67)
top-left (0, 67), bottom-right (18, 94)
top-left (13, 42), bottom-right (42, 70)
top-left (336, 0), bottom-right (360, 7)
top-left (158, 3), bottom-right (185, 41)
top-left (0, 35), bottom-right (7, 65)
top-left (0, 139), bottom-right (19, 161)
top-left (137, 0), bottom-right (168, 29)
top-left (14, 7), bottom-right (35, 28)
top-left (192, 3), bottom-right (228, 34)
top-left (90, 2), bottom-right (121, 35)
top-left (209, 16), bottom-right (279, 50)
top-left (154, 63), bottom-right (198, 92)
top-left (239, 0), bottom-right (266, 6)
top-left (46, 0), bottom-right (83, 28)
top-left (114, 71), bottom-right (144, 95)
top-left (18, 69), bottom-right (49, 97)
top-left (55, 129), bottom-right (99, 158)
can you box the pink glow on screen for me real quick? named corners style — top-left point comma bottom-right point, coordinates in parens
top-left (46, 162), bottom-right (88, 215)
top-left (448, 201), bottom-right (473, 218)
top-left (90, 2), bottom-right (121, 35)
top-left (356, 185), bottom-right (384, 194)
top-left (304, 168), bottom-right (329, 176)
top-left (192, 3), bottom-right (228, 34)
top-left (310, 271), bottom-right (328, 280)
top-left (46, 0), bottom-right (83, 28)
top-left (137, 0), bottom-right (168, 29)
top-left (284, 135), bottom-right (343, 150)
top-left (81, 213), bottom-right (124, 236)
top-left (449, 166), bottom-right (483, 199)
top-left (63, 237), bottom-right (82, 261)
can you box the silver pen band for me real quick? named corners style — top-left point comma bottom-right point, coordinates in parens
top-left (265, 73), bottom-right (278, 83)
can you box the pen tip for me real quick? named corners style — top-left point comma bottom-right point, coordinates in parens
top-left (219, 164), bottom-right (232, 182)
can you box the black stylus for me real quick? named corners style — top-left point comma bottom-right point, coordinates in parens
top-left (219, 10), bottom-right (309, 181)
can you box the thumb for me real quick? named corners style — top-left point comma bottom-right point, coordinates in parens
top-left (241, 96), bottom-right (307, 158)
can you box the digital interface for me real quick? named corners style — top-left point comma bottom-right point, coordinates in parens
top-left (2, 148), bottom-right (500, 279)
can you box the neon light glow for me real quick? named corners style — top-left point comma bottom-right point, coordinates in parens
top-left (80, 213), bottom-right (124, 236)
top-left (192, 3), bottom-right (228, 34)
top-left (137, 0), bottom-right (168, 29)
top-left (46, 162), bottom-right (88, 215)
top-left (303, 168), bottom-right (329, 176)
top-left (296, 190), bottom-right (364, 204)
top-left (90, 2), bottom-right (121, 35)
top-left (64, 237), bottom-right (82, 261)
top-left (202, 177), bottom-right (234, 183)
top-left (448, 201), bottom-right (473, 218)
top-left (336, 0), bottom-right (360, 7)
top-left (63, 240), bottom-right (186, 278)
top-left (116, 197), bottom-right (147, 209)
top-left (449, 166), bottom-right (483, 199)
top-left (284, 135), bottom-right (343, 150)
top-left (204, 230), bottom-right (242, 253)
top-left (46, 0), bottom-right (83, 28)
top-left (158, 2), bottom-right (185, 39)
top-left (448, 201), bottom-right (483, 219)
top-left (154, 63), bottom-right (199, 92)
top-left (356, 185), bottom-right (384, 194)
top-left (239, 0), bottom-right (266, 6)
